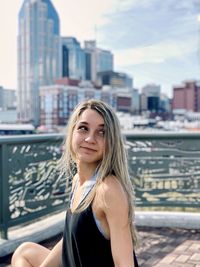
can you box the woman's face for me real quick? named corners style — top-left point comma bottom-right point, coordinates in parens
top-left (72, 108), bottom-right (105, 166)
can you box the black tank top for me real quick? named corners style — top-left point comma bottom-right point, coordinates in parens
top-left (62, 204), bottom-right (139, 267)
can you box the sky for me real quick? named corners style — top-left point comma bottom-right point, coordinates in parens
top-left (0, 0), bottom-right (200, 97)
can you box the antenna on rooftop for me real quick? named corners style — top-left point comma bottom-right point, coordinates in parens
top-left (94, 24), bottom-right (98, 44)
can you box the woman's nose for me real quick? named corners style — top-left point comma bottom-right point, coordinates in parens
top-left (85, 133), bottom-right (95, 143)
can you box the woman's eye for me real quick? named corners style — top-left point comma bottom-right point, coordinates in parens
top-left (77, 126), bottom-right (88, 132)
top-left (98, 130), bottom-right (105, 136)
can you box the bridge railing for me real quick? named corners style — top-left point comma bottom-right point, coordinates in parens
top-left (0, 134), bottom-right (68, 239)
top-left (0, 132), bottom-right (200, 239)
top-left (126, 132), bottom-right (200, 209)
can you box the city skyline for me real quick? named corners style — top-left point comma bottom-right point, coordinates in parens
top-left (0, 0), bottom-right (200, 97)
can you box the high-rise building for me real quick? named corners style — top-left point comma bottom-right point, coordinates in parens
top-left (18, 0), bottom-right (61, 126)
top-left (97, 71), bottom-right (133, 89)
top-left (62, 37), bottom-right (85, 80)
top-left (84, 40), bottom-right (113, 83)
top-left (173, 81), bottom-right (200, 112)
top-left (160, 93), bottom-right (171, 113)
top-left (0, 86), bottom-right (16, 110)
top-left (96, 49), bottom-right (113, 75)
top-left (141, 84), bottom-right (161, 112)
top-left (40, 84), bottom-right (116, 129)
top-left (131, 88), bottom-right (140, 114)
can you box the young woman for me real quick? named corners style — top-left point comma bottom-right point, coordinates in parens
top-left (11, 99), bottom-right (139, 267)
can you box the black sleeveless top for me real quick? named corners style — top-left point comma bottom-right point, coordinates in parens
top-left (62, 204), bottom-right (139, 267)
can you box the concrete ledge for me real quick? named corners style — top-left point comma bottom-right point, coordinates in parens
top-left (1, 211), bottom-right (200, 257)
top-left (0, 211), bottom-right (65, 257)
top-left (135, 211), bottom-right (200, 229)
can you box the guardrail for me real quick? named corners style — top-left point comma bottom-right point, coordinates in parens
top-left (0, 132), bottom-right (200, 239)
top-left (0, 134), bottom-right (68, 239)
top-left (126, 132), bottom-right (200, 209)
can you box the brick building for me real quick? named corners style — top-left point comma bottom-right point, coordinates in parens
top-left (173, 81), bottom-right (200, 112)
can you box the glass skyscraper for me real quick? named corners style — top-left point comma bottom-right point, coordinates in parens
top-left (96, 49), bottom-right (113, 74)
top-left (62, 37), bottom-right (86, 81)
top-left (84, 41), bottom-right (113, 83)
top-left (17, 0), bottom-right (61, 126)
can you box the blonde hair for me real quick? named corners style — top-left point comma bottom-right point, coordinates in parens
top-left (60, 99), bottom-right (137, 244)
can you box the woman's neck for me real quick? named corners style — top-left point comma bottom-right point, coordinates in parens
top-left (76, 162), bottom-right (98, 184)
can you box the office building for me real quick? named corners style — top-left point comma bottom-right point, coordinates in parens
top-left (0, 86), bottom-right (17, 123)
top-left (173, 81), bottom-right (200, 112)
top-left (40, 84), bottom-right (116, 129)
top-left (62, 37), bottom-right (86, 80)
top-left (18, 0), bottom-right (61, 126)
top-left (84, 41), bottom-right (113, 83)
top-left (160, 93), bottom-right (171, 113)
top-left (131, 89), bottom-right (140, 114)
top-left (141, 84), bottom-right (161, 112)
top-left (0, 86), bottom-right (16, 110)
top-left (97, 71), bottom-right (133, 89)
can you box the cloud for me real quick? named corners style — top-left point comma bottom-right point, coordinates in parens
top-left (99, 0), bottom-right (200, 50)
top-left (114, 38), bottom-right (198, 66)
top-left (56, 0), bottom-right (118, 42)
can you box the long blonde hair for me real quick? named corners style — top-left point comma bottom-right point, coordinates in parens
top-left (60, 99), bottom-right (137, 244)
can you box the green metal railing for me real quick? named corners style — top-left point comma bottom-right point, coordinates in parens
top-left (0, 132), bottom-right (200, 239)
top-left (0, 134), bottom-right (68, 239)
top-left (126, 132), bottom-right (200, 209)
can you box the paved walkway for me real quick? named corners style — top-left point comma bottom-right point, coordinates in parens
top-left (0, 226), bottom-right (199, 267)
top-left (137, 227), bottom-right (200, 267)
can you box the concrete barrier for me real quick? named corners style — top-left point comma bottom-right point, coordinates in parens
top-left (1, 211), bottom-right (199, 257)
top-left (135, 211), bottom-right (200, 229)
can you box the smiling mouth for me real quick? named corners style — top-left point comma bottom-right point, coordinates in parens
top-left (81, 146), bottom-right (97, 152)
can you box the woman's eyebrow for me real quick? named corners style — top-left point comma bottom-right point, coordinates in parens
top-left (78, 121), bottom-right (104, 127)
top-left (98, 124), bottom-right (105, 127)
top-left (78, 121), bottom-right (88, 125)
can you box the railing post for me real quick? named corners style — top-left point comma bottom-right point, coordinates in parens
top-left (0, 143), bottom-right (9, 239)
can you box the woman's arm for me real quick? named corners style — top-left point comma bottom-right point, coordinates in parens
top-left (39, 239), bottom-right (63, 267)
top-left (103, 177), bottom-right (135, 267)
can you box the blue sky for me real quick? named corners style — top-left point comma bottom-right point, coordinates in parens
top-left (0, 0), bottom-right (200, 97)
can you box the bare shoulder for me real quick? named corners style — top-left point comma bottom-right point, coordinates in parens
top-left (102, 175), bottom-right (126, 193)
top-left (97, 176), bottom-right (128, 210)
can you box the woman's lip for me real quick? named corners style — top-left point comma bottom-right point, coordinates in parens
top-left (81, 146), bottom-right (97, 152)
